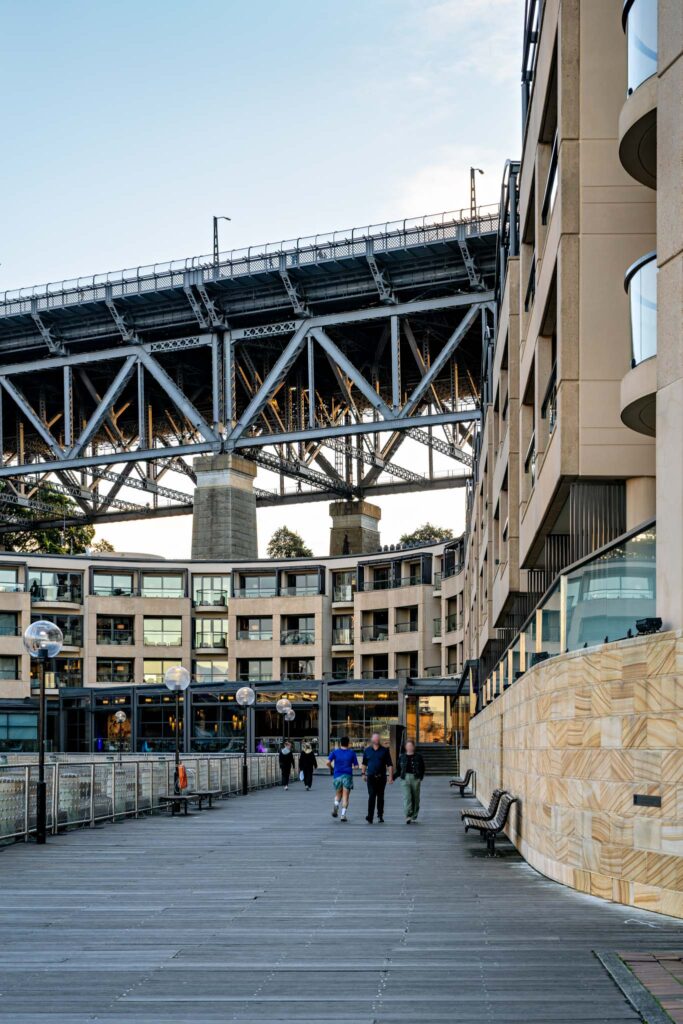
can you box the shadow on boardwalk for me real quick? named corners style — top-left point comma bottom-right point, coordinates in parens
top-left (1, 777), bottom-right (682, 1022)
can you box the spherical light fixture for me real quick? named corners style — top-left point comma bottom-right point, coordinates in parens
top-left (276, 698), bottom-right (292, 714)
top-left (236, 686), bottom-right (256, 707)
top-left (163, 665), bottom-right (191, 692)
top-left (23, 620), bottom-right (63, 660)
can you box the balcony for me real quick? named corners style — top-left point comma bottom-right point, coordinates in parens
top-left (96, 673), bottom-right (135, 684)
top-left (193, 634), bottom-right (227, 650)
top-left (96, 629), bottom-right (134, 645)
top-left (361, 579), bottom-right (392, 592)
top-left (236, 629), bottom-right (273, 641)
top-left (446, 612), bottom-right (458, 633)
top-left (193, 589), bottom-right (228, 607)
top-left (433, 572), bottom-right (442, 592)
top-left (331, 628), bottom-right (354, 646)
top-left (92, 585), bottom-right (135, 598)
top-left (333, 585), bottom-right (354, 603)
top-left (233, 587), bottom-right (277, 599)
top-left (281, 671), bottom-right (315, 681)
top-left (0, 626), bottom-right (23, 638)
top-left (619, 0), bottom-right (657, 188)
top-left (281, 585), bottom-right (319, 597)
top-left (143, 633), bottom-right (183, 647)
top-left (280, 628), bottom-right (315, 645)
top-left (360, 669), bottom-right (390, 679)
top-left (433, 617), bottom-right (442, 638)
top-left (30, 585), bottom-right (82, 604)
top-left (0, 583), bottom-right (24, 594)
top-left (621, 252), bottom-right (657, 437)
top-left (360, 625), bottom-right (389, 642)
top-left (395, 621), bottom-right (418, 634)
top-left (237, 672), bottom-right (272, 682)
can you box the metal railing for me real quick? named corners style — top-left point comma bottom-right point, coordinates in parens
top-left (0, 753), bottom-right (280, 845)
top-left (446, 613), bottom-right (458, 633)
top-left (361, 625), bottom-right (389, 642)
top-left (331, 628), bottom-right (354, 645)
top-left (395, 621), bottom-right (418, 634)
top-left (96, 629), bottom-right (134, 645)
top-left (280, 628), bottom-right (315, 645)
top-left (193, 633), bottom-right (227, 649)
top-left (193, 590), bottom-right (229, 607)
top-left (236, 629), bottom-right (273, 641)
top-left (0, 205), bottom-right (500, 315)
top-left (332, 586), bottom-right (354, 602)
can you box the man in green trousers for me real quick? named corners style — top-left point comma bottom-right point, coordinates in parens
top-left (397, 739), bottom-right (426, 824)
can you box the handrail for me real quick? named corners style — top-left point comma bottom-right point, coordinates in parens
top-left (0, 204), bottom-right (500, 309)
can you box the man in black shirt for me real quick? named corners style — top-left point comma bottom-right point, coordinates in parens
top-left (397, 739), bottom-right (426, 823)
top-left (361, 733), bottom-right (393, 823)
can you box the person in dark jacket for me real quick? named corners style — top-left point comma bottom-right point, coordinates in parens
top-left (397, 739), bottom-right (425, 824)
top-left (298, 742), bottom-right (317, 790)
top-left (279, 741), bottom-right (295, 790)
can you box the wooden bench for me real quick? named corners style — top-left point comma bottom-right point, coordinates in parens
top-left (464, 793), bottom-right (518, 855)
top-left (193, 789), bottom-right (222, 809)
top-left (449, 768), bottom-right (476, 796)
top-left (460, 788), bottom-right (506, 822)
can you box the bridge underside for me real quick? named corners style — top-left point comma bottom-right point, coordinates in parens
top-left (0, 208), bottom-right (498, 533)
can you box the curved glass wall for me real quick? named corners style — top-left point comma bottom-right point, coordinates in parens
top-left (623, 0), bottom-right (658, 93)
top-left (626, 252), bottom-right (657, 366)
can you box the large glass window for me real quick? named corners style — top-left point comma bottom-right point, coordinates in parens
top-left (96, 615), bottom-right (134, 645)
top-left (0, 612), bottom-right (19, 637)
top-left (141, 574), bottom-right (184, 599)
top-left (237, 658), bottom-right (272, 682)
top-left (254, 705), bottom-right (319, 753)
top-left (281, 615), bottom-right (315, 645)
top-left (330, 657), bottom-right (354, 680)
top-left (32, 657), bottom-right (82, 689)
top-left (143, 659), bottom-right (181, 685)
top-left (96, 658), bottom-right (135, 684)
top-left (193, 618), bottom-right (228, 648)
top-left (626, 253), bottom-right (657, 366)
top-left (332, 615), bottom-right (353, 645)
top-left (192, 693), bottom-right (244, 753)
top-left (32, 613), bottom-right (83, 646)
top-left (237, 616), bottom-right (273, 640)
top-left (193, 659), bottom-right (229, 684)
top-left (328, 690), bottom-right (398, 749)
top-left (137, 692), bottom-right (184, 753)
top-left (235, 574), bottom-right (277, 598)
top-left (192, 575), bottom-right (230, 606)
top-left (28, 571), bottom-right (83, 604)
top-left (624, 0), bottom-right (658, 93)
top-left (92, 571), bottom-right (135, 597)
top-left (0, 712), bottom-right (38, 751)
top-left (332, 570), bottom-right (355, 603)
top-left (143, 617), bottom-right (182, 646)
top-left (0, 567), bottom-right (23, 593)
top-left (282, 572), bottom-right (319, 597)
top-left (0, 656), bottom-right (19, 680)
top-left (281, 657), bottom-right (315, 681)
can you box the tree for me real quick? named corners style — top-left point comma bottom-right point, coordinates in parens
top-left (0, 485), bottom-right (96, 555)
top-left (399, 523), bottom-right (454, 545)
top-left (267, 526), bottom-right (313, 558)
top-left (92, 538), bottom-right (115, 553)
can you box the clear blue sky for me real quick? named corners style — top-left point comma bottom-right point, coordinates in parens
top-left (0, 0), bottom-right (524, 554)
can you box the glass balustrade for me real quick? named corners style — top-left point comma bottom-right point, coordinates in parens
top-left (623, 0), bottom-right (658, 94)
top-left (626, 252), bottom-right (657, 366)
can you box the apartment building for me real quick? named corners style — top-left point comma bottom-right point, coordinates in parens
top-left (0, 541), bottom-right (468, 755)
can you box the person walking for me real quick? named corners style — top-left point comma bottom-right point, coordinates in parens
top-left (397, 739), bottom-right (425, 824)
top-left (298, 742), bottom-right (317, 790)
top-left (361, 732), bottom-right (393, 824)
top-left (279, 740), bottom-right (295, 790)
top-left (326, 736), bottom-right (358, 822)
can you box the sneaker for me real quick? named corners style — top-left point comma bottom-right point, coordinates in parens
top-left (412, 817), bottom-right (418, 823)
top-left (406, 818), bottom-right (412, 825)
top-left (378, 817), bottom-right (385, 823)
top-left (332, 807), bottom-right (338, 818)
top-left (284, 786), bottom-right (288, 791)
top-left (340, 815), bottom-right (348, 822)
top-left (365, 816), bottom-right (373, 824)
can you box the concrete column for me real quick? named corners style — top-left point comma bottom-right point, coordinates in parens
top-left (655, 1), bottom-right (683, 629)
top-left (329, 500), bottom-right (381, 555)
top-left (626, 477), bottom-right (656, 530)
top-left (191, 453), bottom-right (258, 560)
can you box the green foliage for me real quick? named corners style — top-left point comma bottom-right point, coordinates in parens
top-left (1, 486), bottom-right (96, 554)
top-left (399, 522), bottom-right (454, 545)
top-left (266, 525), bottom-right (313, 559)
top-left (92, 538), bottom-right (115, 553)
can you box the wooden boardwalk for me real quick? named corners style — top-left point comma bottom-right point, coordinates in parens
top-left (2, 777), bottom-right (683, 1022)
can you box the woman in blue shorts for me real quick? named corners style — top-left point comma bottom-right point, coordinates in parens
top-left (326, 736), bottom-right (358, 822)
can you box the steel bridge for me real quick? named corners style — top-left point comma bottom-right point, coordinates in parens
top-left (0, 205), bottom-right (498, 533)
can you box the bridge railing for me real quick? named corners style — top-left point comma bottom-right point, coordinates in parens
top-left (0, 205), bottom-right (500, 317)
top-left (0, 753), bottom-right (279, 845)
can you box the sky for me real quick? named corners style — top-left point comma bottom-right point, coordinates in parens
top-left (0, 0), bottom-right (524, 557)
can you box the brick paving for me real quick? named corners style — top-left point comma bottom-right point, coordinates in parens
top-left (621, 952), bottom-right (683, 1022)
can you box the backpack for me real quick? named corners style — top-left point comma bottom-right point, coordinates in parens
top-left (177, 764), bottom-right (188, 790)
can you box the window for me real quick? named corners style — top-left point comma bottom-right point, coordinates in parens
top-left (395, 606), bottom-right (418, 633)
top-left (330, 657), bottom-right (354, 680)
top-left (143, 617), bottom-right (182, 646)
top-left (96, 615), bottom-right (134, 645)
top-left (193, 659), bottom-right (229, 684)
top-left (32, 613), bottom-right (83, 646)
top-left (28, 571), bottom-right (83, 603)
top-left (361, 610), bottom-right (389, 641)
top-left (141, 574), bottom-right (184, 599)
top-left (282, 657), bottom-right (315, 680)
top-left (192, 575), bottom-right (230, 606)
top-left (194, 618), bottom-right (228, 648)
top-left (92, 572), bottom-right (135, 597)
top-left (0, 567), bottom-right (22, 593)
top-left (137, 691), bottom-right (184, 753)
top-left (235, 574), bottom-right (277, 598)
top-left (96, 658), bottom-right (135, 684)
top-left (0, 656), bottom-right (19, 680)
top-left (237, 658), bottom-right (272, 682)
top-left (192, 694), bottom-right (244, 753)
top-left (328, 689), bottom-right (398, 748)
top-left (332, 570), bottom-right (355, 602)
top-left (32, 657), bottom-right (82, 688)
top-left (281, 615), bottom-right (315, 645)
top-left (0, 612), bottom-right (18, 637)
top-left (236, 616), bottom-right (273, 640)
top-left (0, 712), bottom-right (37, 751)
top-left (282, 572), bottom-right (319, 597)
top-left (365, 565), bottom-right (391, 591)
top-left (143, 659), bottom-right (182, 685)
top-left (332, 615), bottom-right (353, 645)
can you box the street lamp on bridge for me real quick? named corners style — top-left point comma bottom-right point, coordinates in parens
top-left (213, 215), bottom-right (231, 265)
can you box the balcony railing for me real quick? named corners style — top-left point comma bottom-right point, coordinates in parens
top-left (30, 585), bottom-right (82, 604)
top-left (236, 628), bottom-right (273, 641)
top-left (333, 585), bottom-right (354, 602)
top-left (361, 578), bottom-right (392, 592)
top-left (96, 673), bottom-right (135, 684)
top-left (623, 0), bottom-right (658, 94)
top-left (625, 251), bottom-right (657, 367)
top-left (446, 613), bottom-right (458, 633)
top-left (360, 625), bottom-right (389, 642)
top-left (422, 666), bottom-right (443, 678)
top-left (280, 629), bottom-right (315, 645)
top-left (0, 583), bottom-right (24, 593)
top-left (143, 633), bottom-right (183, 647)
top-left (281, 585), bottom-right (320, 597)
top-left (541, 131), bottom-right (559, 225)
top-left (325, 669), bottom-right (354, 680)
top-left (433, 572), bottom-right (442, 591)
top-left (433, 618), bottom-right (442, 637)
top-left (96, 629), bottom-right (134, 645)
top-left (361, 669), bottom-right (390, 679)
top-left (542, 365), bottom-right (558, 437)
top-left (524, 252), bottom-right (536, 312)
top-left (194, 634), bottom-right (227, 649)
top-left (524, 432), bottom-right (537, 488)
top-left (92, 585), bottom-right (135, 597)
top-left (0, 626), bottom-right (23, 637)
top-left (395, 621), bottom-right (418, 634)
top-left (234, 587), bottom-right (277, 599)
top-left (331, 628), bottom-right (354, 645)
top-left (193, 589), bottom-right (228, 607)
top-left (281, 671), bottom-right (315, 681)
top-left (140, 588), bottom-right (184, 599)
top-left (237, 672), bottom-right (272, 682)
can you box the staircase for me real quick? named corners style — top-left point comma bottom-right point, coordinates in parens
top-left (415, 744), bottom-right (460, 776)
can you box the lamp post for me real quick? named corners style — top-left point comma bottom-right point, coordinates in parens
top-left (276, 697), bottom-right (292, 744)
top-left (284, 707), bottom-right (296, 741)
top-left (470, 167), bottom-right (484, 218)
top-left (164, 666), bottom-right (190, 794)
top-left (235, 685), bottom-right (255, 795)
top-left (213, 215), bottom-right (231, 265)
top-left (114, 709), bottom-right (127, 763)
top-left (23, 620), bottom-right (63, 845)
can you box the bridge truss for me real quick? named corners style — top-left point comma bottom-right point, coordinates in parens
top-left (0, 206), bottom-right (498, 534)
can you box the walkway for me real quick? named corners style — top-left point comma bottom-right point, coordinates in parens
top-left (2, 778), bottom-right (683, 1022)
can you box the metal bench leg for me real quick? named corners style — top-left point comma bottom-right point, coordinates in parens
top-left (487, 834), bottom-right (495, 856)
